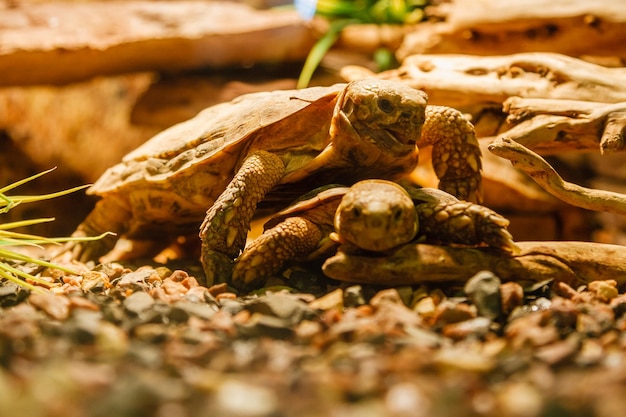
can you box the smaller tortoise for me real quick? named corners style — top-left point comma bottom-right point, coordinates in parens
top-left (233, 179), bottom-right (517, 289)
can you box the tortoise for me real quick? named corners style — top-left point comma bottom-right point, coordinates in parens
top-left (68, 79), bottom-right (482, 285)
top-left (233, 179), bottom-right (517, 289)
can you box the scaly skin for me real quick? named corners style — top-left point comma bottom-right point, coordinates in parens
top-left (199, 150), bottom-right (284, 285)
top-left (420, 106), bottom-right (483, 203)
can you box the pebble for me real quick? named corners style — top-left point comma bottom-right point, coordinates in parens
top-left (170, 299), bottom-right (217, 321)
top-left (29, 293), bottom-right (71, 320)
top-left (500, 281), bottom-right (524, 316)
top-left (442, 316), bottom-right (492, 340)
top-left (214, 379), bottom-right (278, 417)
top-left (464, 270), bottom-right (502, 319)
top-left (385, 382), bottom-right (431, 417)
top-left (309, 288), bottom-right (344, 311)
top-left (246, 292), bottom-right (314, 326)
top-left (343, 285), bottom-right (365, 308)
top-left (123, 291), bottom-right (156, 315)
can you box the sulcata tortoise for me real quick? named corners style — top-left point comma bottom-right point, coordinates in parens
top-left (233, 179), bottom-right (517, 289)
top-left (68, 79), bottom-right (482, 285)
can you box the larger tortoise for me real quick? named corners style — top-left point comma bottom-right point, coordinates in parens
top-left (69, 79), bottom-right (482, 284)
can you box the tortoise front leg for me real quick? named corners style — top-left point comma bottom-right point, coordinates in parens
top-left (420, 106), bottom-right (483, 203)
top-left (232, 217), bottom-right (324, 290)
top-left (199, 150), bottom-right (285, 285)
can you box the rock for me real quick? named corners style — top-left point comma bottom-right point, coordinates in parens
top-left (123, 291), bottom-right (155, 316)
top-left (236, 313), bottom-right (294, 339)
top-left (170, 300), bottom-right (217, 321)
top-left (0, 282), bottom-right (29, 307)
top-left (442, 317), bottom-right (493, 340)
top-left (247, 293), bottom-right (314, 326)
top-left (309, 288), bottom-right (344, 311)
top-left (588, 280), bottom-right (619, 302)
top-left (0, 1), bottom-right (316, 86)
top-left (370, 288), bottom-right (404, 308)
top-left (464, 271), bottom-right (502, 319)
top-left (214, 379), bottom-right (279, 417)
top-left (29, 293), bottom-right (71, 320)
top-left (343, 285), bottom-right (366, 308)
top-left (500, 281), bottom-right (524, 316)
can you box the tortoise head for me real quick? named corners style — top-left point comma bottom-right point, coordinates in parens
top-left (334, 180), bottom-right (418, 252)
top-left (331, 79), bottom-right (427, 164)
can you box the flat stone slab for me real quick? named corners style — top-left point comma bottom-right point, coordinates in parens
top-left (0, 1), bottom-right (316, 86)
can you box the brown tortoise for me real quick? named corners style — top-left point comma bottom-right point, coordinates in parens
top-left (68, 79), bottom-right (482, 285)
top-left (233, 180), bottom-right (517, 289)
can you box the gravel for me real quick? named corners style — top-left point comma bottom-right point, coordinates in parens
top-left (1, 262), bottom-right (626, 417)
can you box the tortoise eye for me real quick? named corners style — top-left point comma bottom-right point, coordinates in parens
top-left (377, 98), bottom-right (394, 113)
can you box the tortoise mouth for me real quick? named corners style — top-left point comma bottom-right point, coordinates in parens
top-left (384, 127), bottom-right (416, 146)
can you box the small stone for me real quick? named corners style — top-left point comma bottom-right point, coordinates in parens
top-left (123, 291), bottom-right (155, 315)
top-left (385, 382), bottom-right (430, 417)
top-left (0, 282), bottom-right (29, 307)
top-left (96, 321), bottom-right (129, 357)
top-left (80, 270), bottom-right (110, 292)
top-left (413, 297), bottom-right (436, 318)
top-left (464, 270), bottom-right (502, 319)
top-left (343, 285), bottom-right (365, 308)
top-left (500, 281), bottom-right (524, 316)
top-left (575, 338), bottom-right (604, 366)
top-left (442, 316), bottom-right (492, 340)
top-left (247, 293), bottom-right (314, 326)
top-left (588, 279), bottom-right (619, 302)
top-left (214, 379), bottom-right (278, 417)
top-left (236, 313), bottom-right (294, 338)
top-left (170, 299), bottom-right (217, 321)
top-left (497, 382), bottom-right (543, 417)
top-left (309, 288), bottom-right (344, 311)
top-left (435, 345), bottom-right (495, 372)
top-left (295, 319), bottom-right (323, 342)
top-left (433, 300), bottom-right (476, 326)
top-left (117, 269), bottom-right (158, 289)
top-left (134, 323), bottom-right (171, 343)
top-left (29, 292), bottom-right (71, 320)
top-left (370, 288), bottom-right (403, 308)
top-left (534, 334), bottom-right (579, 365)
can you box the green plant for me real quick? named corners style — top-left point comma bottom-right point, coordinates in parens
top-left (295, 0), bottom-right (429, 88)
top-left (0, 168), bottom-right (109, 292)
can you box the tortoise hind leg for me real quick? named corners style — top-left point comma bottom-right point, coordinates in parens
top-left (232, 216), bottom-right (324, 290)
top-left (64, 196), bottom-right (131, 262)
top-left (199, 150), bottom-right (285, 285)
top-left (420, 106), bottom-right (483, 203)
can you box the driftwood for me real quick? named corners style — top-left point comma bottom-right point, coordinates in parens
top-left (341, 53), bottom-right (626, 108)
top-left (488, 138), bottom-right (626, 215)
top-left (397, 0), bottom-right (626, 60)
top-left (0, 1), bottom-right (315, 86)
top-left (498, 98), bottom-right (626, 154)
top-left (323, 241), bottom-right (626, 287)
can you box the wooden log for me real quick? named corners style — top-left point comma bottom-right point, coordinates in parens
top-left (0, 1), bottom-right (315, 86)
top-left (341, 53), bottom-right (626, 107)
top-left (499, 98), bottom-right (626, 154)
top-left (488, 137), bottom-right (626, 215)
top-left (397, 0), bottom-right (626, 60)
top-left (322, 241), bottom-right (626, 287)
